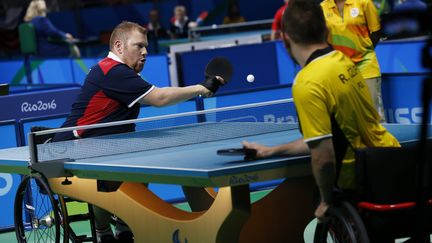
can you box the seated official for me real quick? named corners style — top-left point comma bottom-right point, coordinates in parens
top-left (23, 0), bottom-right (80, 58)
top-left (145, 9), bottom-right (169, 40)
top-left (168, 5), bottom-right (192, 39)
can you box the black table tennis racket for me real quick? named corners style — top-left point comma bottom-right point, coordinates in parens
top-left (217, 148), bottom-right (257, 160)
top-left (205, 57), bottom-right (233, 83)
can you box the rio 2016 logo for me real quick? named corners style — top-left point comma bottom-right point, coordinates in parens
top-left (0, 173), bottom-right (13, 196)
top-left (21, 100), bottom-right (57, 113)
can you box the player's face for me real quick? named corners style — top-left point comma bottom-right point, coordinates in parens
top-left (123, 30), bottom-right (148, 73)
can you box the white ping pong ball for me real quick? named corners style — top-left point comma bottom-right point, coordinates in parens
top-left (246, 74), bottom-right (255, 83)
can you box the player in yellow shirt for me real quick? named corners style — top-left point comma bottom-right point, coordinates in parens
top-left (242, 0), bottom-right (399, 223)
top-left (321, 0), bottom-right (385, 121)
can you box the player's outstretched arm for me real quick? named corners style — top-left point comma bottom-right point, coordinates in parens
top-left (139, 85), bottom-right (208, 107)
top-left (139, 77), bottom-right (223, 107)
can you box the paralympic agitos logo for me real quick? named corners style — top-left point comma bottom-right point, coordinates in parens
top-left (0, 173), bottom-right (13, 196)
top-left (172, 229), bottom-right (188, 243)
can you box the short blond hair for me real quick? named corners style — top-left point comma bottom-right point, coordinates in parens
top-left (109, 21), bottom-right (148, 50)
top-left (24, 0), bottom-right (47, 22)
top-left (174, 5), bottom-right (186, 14)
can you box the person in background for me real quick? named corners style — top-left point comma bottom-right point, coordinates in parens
top-left (23, 0), bottom-right (80, 57)
top-left (243, 1), bottom-right (399, 242)
top-left (271, 0), bottom-right (289, 40)
top-left (146, 9), bottom-right (168, 40)
top-left (321, 0), bottom-right (385, 121)
top-left (52, 21), bottom-right (225, 243)
top-left (145, 9), bottom-right (168, 53)
top-left (223, 2), bottom-right (246, 25)
top-left (168, 5), bottom-right (192, 39)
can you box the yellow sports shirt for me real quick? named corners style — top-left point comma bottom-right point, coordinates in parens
top-left (293, 48), bottom-right (399, 188)
top-left (321, 0), bottom-right (381, 79)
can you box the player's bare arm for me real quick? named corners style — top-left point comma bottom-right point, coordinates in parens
top-left (139, 75), bottom-right (225, 107)
top-left (139, 85), bottom-right (208, 107)
top-left (308, 138), bottom-right (337, 221)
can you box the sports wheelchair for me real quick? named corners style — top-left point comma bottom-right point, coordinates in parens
top-left (13, 126), bottom-right (97, 243)
top-left (314, 140), bottom-right (432, 243)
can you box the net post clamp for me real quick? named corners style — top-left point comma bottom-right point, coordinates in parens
top-left (31, 158), bottom-right (74, 178)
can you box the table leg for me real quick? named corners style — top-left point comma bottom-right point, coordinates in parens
top-left (173, 175), bottom-right (316, 242)
top-left (48, 177), bottom-right (250, 243)
top-left (182, 186), bottom-right (217, 211)
top-left (239, 175), bottom-right (316, 243)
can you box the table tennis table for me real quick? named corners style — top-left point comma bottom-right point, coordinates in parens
top-left (0, 122), bottom-right (428, 243)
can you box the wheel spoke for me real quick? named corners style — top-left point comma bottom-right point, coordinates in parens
top-left (15, 176), bottom-right (63, 243)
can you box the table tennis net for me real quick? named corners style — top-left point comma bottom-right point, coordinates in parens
top-left (31, 99), bottom-right (298, 163)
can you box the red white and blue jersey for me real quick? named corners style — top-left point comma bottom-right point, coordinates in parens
top-left (53, 52), bottom-right (153, 141)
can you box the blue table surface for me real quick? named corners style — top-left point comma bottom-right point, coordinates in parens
top-left (0, 123), bottom-right (428, 182)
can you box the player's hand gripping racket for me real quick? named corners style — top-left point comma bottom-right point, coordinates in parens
top-left (217, 148), bottom-right (257, 160)
top-left (201, 57), bottom-right (233, 94)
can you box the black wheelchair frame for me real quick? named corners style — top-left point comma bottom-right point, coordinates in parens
top-left (13, 126), bottom-right (97, 243)
top-left (314, 141), bottom-right (432, 243)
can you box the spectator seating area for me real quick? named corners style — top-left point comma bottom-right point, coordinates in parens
top-left (0, 0), bottom-right (286, 57)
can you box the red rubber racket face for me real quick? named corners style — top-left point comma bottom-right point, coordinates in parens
top-left (204, 57), bottom-right (233, 83)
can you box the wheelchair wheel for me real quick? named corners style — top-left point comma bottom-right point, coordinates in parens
top-left (339, 201), bottom-right (369, 243)
top-left (314, 201), bottom-right (369, 243)
top-left (14, 175), bottom-right (69, 243)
